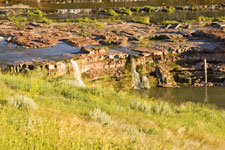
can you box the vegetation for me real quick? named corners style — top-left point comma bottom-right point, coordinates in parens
top-left (164, 7), bottom-right (175, 13)
top-left (8, 9), bottom-right (53, 25)
top-left (159, 20), bottom-right (178, 25)
top-left (0, 69), bottom-right (225, 149)
top-left (143, 6), bottom-right (154, 13)
top-left (131, 16), bottom-right (150, 24)
top-left (107, 10), bottom-right (119, 17)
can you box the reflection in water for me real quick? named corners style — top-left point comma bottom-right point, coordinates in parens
top-left (204, 87), bottom-right (209, 104)
top-left (1, 0), bottom-right (224, 10)
top-left (133, 86), bottom-right (225, 109)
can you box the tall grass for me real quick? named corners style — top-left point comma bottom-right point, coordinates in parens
top-left (0, 71), bottom-right (225, 149)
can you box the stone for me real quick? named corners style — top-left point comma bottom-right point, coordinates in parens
top-left (0, 36), bottom-right (4, 41)
top-left (56, 62), bottom-right (67, 75)
top-left (80, 47), bottom-right (106, 56)
top-left (6, 36), bottom-right (11, 42)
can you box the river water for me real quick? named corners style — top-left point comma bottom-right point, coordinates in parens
top-left (1, 0), bottom-right (225, 10)
top-left (133, 86), bottom-right (225, 109)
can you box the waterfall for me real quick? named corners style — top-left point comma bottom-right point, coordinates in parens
top-left (141, 56), bottom-right (150, 89)
top-left (141, 76), bottom-right (150, 89)
top-left (70, 60), bottom-right (86, 87)
top-left (131, 56), bottom-right (141, 89)
top-left (131, 56), bottom-right (150, 89)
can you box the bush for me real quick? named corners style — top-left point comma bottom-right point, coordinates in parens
top-left (159, 20), bottom-right (178, 25)
top-left (120, 8), bottom-right (132, 16)
top-left (108, 10), bottom-right (118, 16)
top-left (131, 16), bottom-right (150, 24)
top-left (7, 95), bottom-right (37, 111)
top-left (89, 108), bottom-right (112, 126)
top-left (130, 100), bottom-right (152, 113)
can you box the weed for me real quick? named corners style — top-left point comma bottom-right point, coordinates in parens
top-left (89, 108), bottom-right (112, 126)
top-left (131, 16), bottom-right (150, 24)
top-left (6, 95), bottom-right (37, 111)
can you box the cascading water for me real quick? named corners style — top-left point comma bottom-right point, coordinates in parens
top-left (131, 56), bottom-right (150, 89)
top-left (131, 56), bottom-right (141, 89)
top-left (70, 60), bottom-right (86, 87)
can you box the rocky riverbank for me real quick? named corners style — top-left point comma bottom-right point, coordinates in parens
top-left (0, 19), bottom-right (225, 88)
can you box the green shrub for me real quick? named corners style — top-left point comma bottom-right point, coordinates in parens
top-left (120, 8), bottom-right (132, 16)
top-left (89, 108), bottom-right (112, 126)
top-left (38, 17), bottom-right (53, 24)
top-left (131, 16), bottom-right (150, 24)
top-left (130, 100), bottom-right (152, 113)
top-left (6, 95), bottom-right (37, 111)
top-left (108, 10), bottom-right (118, 16)
top-left (165, 7), bottom-right (175, 13)
top-left (197, 16), bottom-right (207, 22)
top-left (159, 20), bottom-right (178, 25)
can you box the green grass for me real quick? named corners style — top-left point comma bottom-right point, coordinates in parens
top-left (131, 16), bottom-right (150, 24)
top-left (159, 20), bottom-right (178, 25)
top-left (0, 70), bottom-right (225, 149)
top-left (8, 9), bottom-right (53, 25)
top-left (108, 10), bottom-right (119, 17)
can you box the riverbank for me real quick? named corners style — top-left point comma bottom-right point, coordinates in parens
top-left (0, 71), bottom-right (225, 149)
top-left (0, 9), bottom-right (225, 88)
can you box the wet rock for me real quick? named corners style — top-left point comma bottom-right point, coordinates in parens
top-left (56, 62), bottom-right (67, 75)
top-left (6, 36), bottom-right (11, 42)
top-left (66, 37), bottom-right (98, 47)
top-left (133, 47), bottom-right (163, 56)
top-left (80, 47), bottom-right (107, 56)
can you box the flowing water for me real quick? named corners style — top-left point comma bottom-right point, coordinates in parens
top-left (0, 38), bottom-right (80, 65)
top-left (71, 59), bottom-right (86, 87)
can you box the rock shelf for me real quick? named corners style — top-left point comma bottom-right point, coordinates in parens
top-left (0, 20), bottom-right (225, 87)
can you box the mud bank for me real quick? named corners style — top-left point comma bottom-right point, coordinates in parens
top-left (0, 21), bottom-right (225, 88)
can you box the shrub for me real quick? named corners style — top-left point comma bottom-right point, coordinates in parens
top-left (89, 108), bottom-right (112, 126)
top-left (159, 20), bottom-right (178, 25)
top-left (152, 102), bottom-right (172, 115)
top-left (6, 95), bottom-right (37, 111)
top-left (165, 7), bottom-right (175, 13)
top-left (120, 8), bottom-right (132, 16)
top-left (108, 10), bottom-right (118, 17)
top-left (197, 16), bottom-right (206, 22)
top-left (131, 16), bottom-right (150, 24)
top-left (130, 100), bottom-right (152, 113)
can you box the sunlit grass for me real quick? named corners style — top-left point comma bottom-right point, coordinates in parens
top-left (0, 71), bottom-right (225, 149)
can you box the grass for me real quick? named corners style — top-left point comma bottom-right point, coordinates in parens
top-left (108, 10), bottom-right (119, 17)
top-left (0, 69), bottom-right (225, 149)
top-left (8, 9), bottom-right (53, 25)
top-left (159, 20), bottom-right (178, 25)
top-left (131, 16), bottom-right (150, 24)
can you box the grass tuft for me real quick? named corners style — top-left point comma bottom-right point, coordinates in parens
top-left (6, 95), bottom-right (37, 111)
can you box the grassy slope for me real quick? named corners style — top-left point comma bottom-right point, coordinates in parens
top-left (0, 71), bottom-right (225, 150)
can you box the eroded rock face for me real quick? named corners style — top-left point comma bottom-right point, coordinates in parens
top-left (1, 21), bottom-right (225, 88)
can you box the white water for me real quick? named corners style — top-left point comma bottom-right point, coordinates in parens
top-left (131, 56), bottom-right (150, 89)
top-left (71, 60), bottom-right (86, 87)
